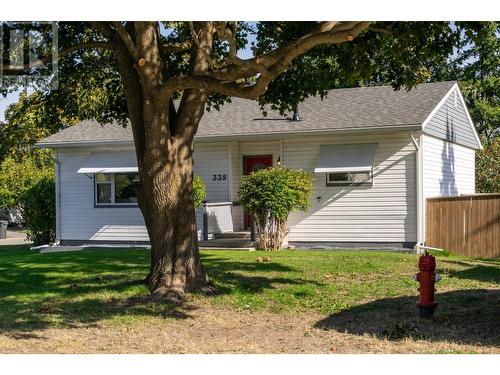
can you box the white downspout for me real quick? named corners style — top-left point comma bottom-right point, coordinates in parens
top-left (409, 131), bottom-right (423, 250)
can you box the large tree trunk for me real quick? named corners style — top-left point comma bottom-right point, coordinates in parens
top-left (113, 22), bottom-right (215, 297)
top-left (138, 134), bottom-right (210, 296)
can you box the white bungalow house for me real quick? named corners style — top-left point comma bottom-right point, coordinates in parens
top-left (36, 81), bottom-right (482, 249)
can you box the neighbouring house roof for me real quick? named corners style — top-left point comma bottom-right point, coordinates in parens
top-left (37, 81), bottom-right (457, 147)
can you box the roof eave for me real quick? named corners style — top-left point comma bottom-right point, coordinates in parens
top-left (35, 139), bottom-right (134, 149)
top-left (194, 123), bottom-right (423, 142)
top-left (36, 123), bottom-right (423, 148)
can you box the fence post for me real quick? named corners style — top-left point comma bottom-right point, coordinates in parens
top-left (202, 201), bottom-right (208, 241)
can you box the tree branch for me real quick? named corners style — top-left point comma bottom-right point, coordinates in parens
top-left (171, 22), bottom-right (214, 140)
top-left (2, 41), bottom-right (115, 72)
top-left (214, 21), bottom-right (242, 64)
top-left (205, 22), bottom-right (369, 83)
top-left (112, 22), bottom-right (139, 60)
top-left (161, 39), bottom-right (193, 55)
top-left (159, 21), bottom-right (371, 100)
top-left (272, 21), bottom-right (370, 70)
top-left (160, 75), bottom-right (269, 99)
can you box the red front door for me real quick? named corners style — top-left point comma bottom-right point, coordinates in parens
top-left (243, 155), bottom-right (273, 228)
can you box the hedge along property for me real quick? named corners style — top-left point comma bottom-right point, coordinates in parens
top-left (36, 81), bottom-right (482, 249)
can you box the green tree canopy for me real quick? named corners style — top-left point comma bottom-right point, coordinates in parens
top-left (476, 136), bottom-right (500, 193)
top-left (430, 22), bottom-right (499, 141)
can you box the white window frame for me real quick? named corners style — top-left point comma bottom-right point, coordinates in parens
top-left (95, 173), bottom-right (139, 207)
top-left (326, 171), bottom-right (372, 186)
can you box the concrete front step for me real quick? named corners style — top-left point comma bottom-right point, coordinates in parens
top-left (199, 238), bottom-right (255, 248)
top-left (214, 231), bottom-right (251, 240)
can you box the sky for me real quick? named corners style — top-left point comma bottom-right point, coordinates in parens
top-left (0, 23), bottom-right (257, 123)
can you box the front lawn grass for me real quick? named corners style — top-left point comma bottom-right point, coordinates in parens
top-left (0, 245), bottom-right (498, 335)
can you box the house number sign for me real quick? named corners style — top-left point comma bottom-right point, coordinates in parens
top-left (212, 174), bottom-right (227, 181)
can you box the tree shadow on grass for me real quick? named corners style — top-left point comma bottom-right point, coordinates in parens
top-left (200, 254), bottom-right (322, 295)
top-left (435, 258), bottom-right (500, 284)
top-left (314, 289), bottom-right (500, 347)
top-left (0, 248), bottom-right (318, 335)
top-left (447, 265), bottom-right (500, 283)
top-left (0, 248), bottom-right (198, 335)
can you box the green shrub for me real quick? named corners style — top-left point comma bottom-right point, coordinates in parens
top-left (193, 175), bottom-right (206, 208)
top-left (19, 175), bottom-right (56, 245)
top-left (0, 155), bottom-right (49, 210)
top-left (0, 154), bottom-right (55, 244)
top-left (239, 167), bottom-right (313, 250)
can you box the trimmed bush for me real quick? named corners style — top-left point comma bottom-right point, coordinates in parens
top-left (239, 167), bottom-right (313, 250)
top-left (19, 175), bottom-right (56, 245)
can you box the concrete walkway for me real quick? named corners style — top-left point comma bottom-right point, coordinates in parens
top-left (0, 229), bottom-right (32, 246)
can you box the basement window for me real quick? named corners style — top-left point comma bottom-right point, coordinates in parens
top-left (95, 173), bottom-right (139, 206)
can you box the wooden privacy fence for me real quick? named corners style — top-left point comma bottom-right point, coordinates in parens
top-left (426, 194), bottom-right (500, 258)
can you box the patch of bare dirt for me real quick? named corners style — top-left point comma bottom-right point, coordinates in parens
top-left (0, 304), bottom-right (497, 354)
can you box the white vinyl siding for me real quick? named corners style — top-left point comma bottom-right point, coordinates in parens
top-left (193, 142), bottom-right (231, 238)
top-left (58, 147), bottom-right (149, 242)
top-left (229, 141), bottom-right (243, 230)
top-left (229, 141), bottom-right (241, 201)
top-left (193, 142), bottom-right (230, 203)
top-left (58, 143), bottom-right (231, 242)
top-left (424, 87), bottom-right (481, 149)
top-left (422, 134), bottom-right (475, 199)
top-left (283, 131), bottom-right (417, 243)
top-left (57, 131), bottom-right (419, 244)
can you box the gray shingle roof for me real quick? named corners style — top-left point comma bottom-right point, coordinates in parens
top-left (37, 81), bottom-right (455, 147)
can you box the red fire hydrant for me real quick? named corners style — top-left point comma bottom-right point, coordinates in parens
top-left (414, 250), bottom-right (441, 318)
